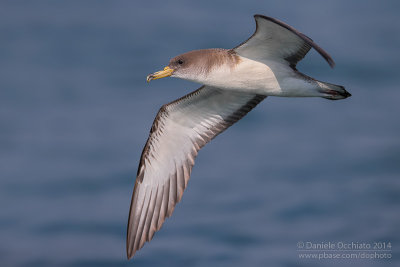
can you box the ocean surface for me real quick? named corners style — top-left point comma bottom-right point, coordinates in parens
top-left (1, 1), bottom-right (399, 266)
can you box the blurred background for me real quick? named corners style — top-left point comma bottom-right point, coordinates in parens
top-left (0, 0), bottom-right (399, 266)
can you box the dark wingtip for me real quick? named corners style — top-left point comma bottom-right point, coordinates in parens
top-left (328, 58), bottom-right (336, 68)
top-left (126, 245), bottom-right (132, 260)
top-left (127, 248), bottom-right (135, 260)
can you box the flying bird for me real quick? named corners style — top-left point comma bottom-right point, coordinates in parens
top-left (126, 14), bottom-right (350, 259)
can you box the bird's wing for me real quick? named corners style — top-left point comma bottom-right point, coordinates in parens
top-left (127, 86), bottom-right (266, 258)
top-left (234, 14), bottom-right (335, 68)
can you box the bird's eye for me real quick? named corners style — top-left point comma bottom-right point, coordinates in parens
top-left (177, 59), bottom-right (184, 65)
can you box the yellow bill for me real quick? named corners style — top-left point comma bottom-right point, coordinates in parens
top-left (146, 66), bottom-right (174, 82)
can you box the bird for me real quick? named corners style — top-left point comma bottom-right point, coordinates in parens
top-left (126, 14), bottom-right (350, 259)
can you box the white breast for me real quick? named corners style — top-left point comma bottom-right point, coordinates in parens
top-left (202, 56), bottom-right (288, 95)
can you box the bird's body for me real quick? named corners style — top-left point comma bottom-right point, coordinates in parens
top-left (188, 50), bottom-right (285, 94)
top-left (180, 49), bottom-right (328, 97)
top-left (127, 15), bottom-right (350, 259)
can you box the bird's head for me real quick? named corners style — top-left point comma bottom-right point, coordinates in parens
top-left (146, 49), bottom-right (237, 83)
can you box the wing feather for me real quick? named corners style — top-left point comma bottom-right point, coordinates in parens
top-left (234, 14), bottom-right (335, 68)
top-left (127, 86), bottom-right (266, 258)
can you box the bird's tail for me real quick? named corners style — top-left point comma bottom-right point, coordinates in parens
top-left (316, 80), bottom-right (351, 100)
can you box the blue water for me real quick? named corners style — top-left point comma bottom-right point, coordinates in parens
top-left (1, 1), bottom-right (399, 266)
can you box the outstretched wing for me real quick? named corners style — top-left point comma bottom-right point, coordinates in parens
top-left (234, 14), bottom-right (335, 68)
top-left (127, 86), bottom-right (266, 258)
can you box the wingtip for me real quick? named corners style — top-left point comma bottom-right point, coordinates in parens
top-left (127, 247), bottom-right (136, 260)
top-left (254, 14), bottom-right (280, 25)
top-left (253, 14), bottom-right (269, 18)
top-left (328, 59), bottom-right (336, 68)
top-left (126, 245), bottom-right (133, 260)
